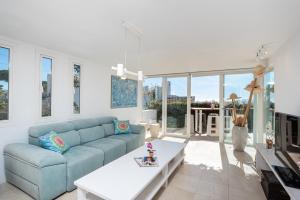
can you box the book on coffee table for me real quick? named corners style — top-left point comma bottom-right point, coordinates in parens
top-left (134, 157), bottom-right (159, 167)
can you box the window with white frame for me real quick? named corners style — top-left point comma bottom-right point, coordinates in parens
top-left (143, 77), bottom-right (163, 131)
top-left (263, 70), bottom-right (275, 143)
top-left (40, 56), bottom-right (52, 117)
top-left (0, 46), bottom-right (10, 120)
top-left (73, 64), bottom-right (80, 114)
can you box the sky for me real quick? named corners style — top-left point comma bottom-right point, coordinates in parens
top-left (144, 73), bottom-right (254, 102)
top-left (191, 76), bottom-right (219, 101)
top-left (41, 57), bottom-right (52, 81)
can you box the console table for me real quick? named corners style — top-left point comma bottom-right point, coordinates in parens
top-left (255, 143), bottom-right (300, 200)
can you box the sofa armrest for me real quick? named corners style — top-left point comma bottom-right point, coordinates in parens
top-left (130, 124), bottom-right (145, 134)
top-left (130, 124), bottom-right (146, 146)
top-left (4, 143), bottom-right (66, 168)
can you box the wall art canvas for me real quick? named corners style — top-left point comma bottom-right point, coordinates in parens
top-left (111, 75), bottom-right (138, 108)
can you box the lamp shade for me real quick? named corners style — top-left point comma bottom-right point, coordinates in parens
top-left (117, 64), bottom-right (124, 76)
top-left (120, 67), bottom-right (127, 79)
top-left (138, 71), bottom-right (143, 81)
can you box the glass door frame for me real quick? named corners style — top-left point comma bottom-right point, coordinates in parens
top-left (161, 74), bottom-right (191, 138)
top-left (145, 68), bottom-right (264, 144)
top-left (222, 70), bottom-right (262, 146)
top-left (190, 72), bottom-right (224, 142)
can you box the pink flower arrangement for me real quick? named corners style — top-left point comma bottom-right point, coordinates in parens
top-left (147, 142), bottom-right (153, 149)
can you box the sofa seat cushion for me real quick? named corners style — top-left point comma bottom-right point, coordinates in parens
top-left (108, 134), bottom-right (140, 153)
top-left (84, 138), bottom-right (126, 165)
top-left (63, 146), bottom-right (104, 191)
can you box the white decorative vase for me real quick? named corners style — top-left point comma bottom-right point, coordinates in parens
top-left (232, 126), bottom-right (248, 151)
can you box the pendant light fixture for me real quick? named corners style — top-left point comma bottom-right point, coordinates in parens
top-left (112, 21), bottom-right (143, 81)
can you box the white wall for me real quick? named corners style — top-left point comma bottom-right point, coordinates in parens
top-left (0, 36), bottom-right (142, 184)
top-left (269, 31), bottom-right (300, 116)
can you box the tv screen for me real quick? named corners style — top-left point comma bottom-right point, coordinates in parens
top-left (275, 112), bottom-right (300, 176)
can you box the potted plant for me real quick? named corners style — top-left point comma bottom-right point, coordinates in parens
top-left (229, 65), bottom-right (266, 151)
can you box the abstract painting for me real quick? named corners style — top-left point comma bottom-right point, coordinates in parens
top-left (111, 75), bottom-right (138, 108)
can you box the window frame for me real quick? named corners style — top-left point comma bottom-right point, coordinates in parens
top-left (72, 63), bottom-right (81, 114)
top-left (39, 54), bottom-right (54, 119)
top-left (0, 42), bottom-right (13, 124)
top-left (263, 70), bottom-right (275, 143)
top-left (144, 68), bottom-right (262, 143)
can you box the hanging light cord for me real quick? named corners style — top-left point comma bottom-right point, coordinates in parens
top-left (138, 36), bottom-right (142, 68)
top-left (124, 28), bottom-right (128, 69)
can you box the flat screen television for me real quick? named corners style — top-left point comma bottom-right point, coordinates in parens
top-left (275, 112), bottom-right (300, 177)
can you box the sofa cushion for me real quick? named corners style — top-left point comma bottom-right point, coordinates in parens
top-left (103, 123), bottom-right (115, 136)
top-left (84, 138), bottom-right (126, 164)
top-left (130, 124), bottom-right (146, 134)
top-left (78, 126), bottom-right (105, 144)
top-left (63, 146), bottom-right (104, 191)
top-left (113, 120), bottom-right (131, 134)
top-left (70, 118), bottom-right (100, 130)
top-left (95, 116), bottom-right (117, 125)
top-left (59, 130), bottom-right (80, 147)
top-left (28, 122), bottom-right (75, 138)
top-left (108, 134), bottom-right (140, 153)
top-left (39, 131), bottom-right (69, 154)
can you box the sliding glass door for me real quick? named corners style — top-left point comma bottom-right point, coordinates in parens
top-left (223, 73), bottom-right (256, 145)
top-left (191, 75), bottom-right (220, 136)
top-left (143, 77), bottom-right (163, 132)
top-left (166, 76), bottom-right (188, 136)
top-left (142, 70), bottom-right (263, 145)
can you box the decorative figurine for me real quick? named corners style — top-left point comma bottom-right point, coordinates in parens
top-left (144, 142), bottom-right (156, 164)
top-left (266, 139), bottom-right (273, 149)
top-left (265, 121), bottom-right (274, 149)
top-left (134, 142), bottom-right (158, 167)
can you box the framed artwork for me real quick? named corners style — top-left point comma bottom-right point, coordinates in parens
top-left (111, 75), bottom-right (138, 108)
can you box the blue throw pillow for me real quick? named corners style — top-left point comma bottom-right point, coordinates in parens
top-left (113, 119), bottom-right (131, 134)
top-left (39, 131), bottom-right (69, 154)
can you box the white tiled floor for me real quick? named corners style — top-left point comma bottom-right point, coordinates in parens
top-left (154, 136), bottom-right (265, 200)
top-left (0, 136), bottom-right (266, 200)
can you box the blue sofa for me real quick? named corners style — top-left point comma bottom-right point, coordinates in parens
top-left (3, 117), bottom-right (145, 200)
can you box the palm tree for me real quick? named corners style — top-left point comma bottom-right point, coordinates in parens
top-left (0, 85), bottom-right (5, 110)
top-left (0, 70), bottom-right (9, 111)
top-left (0, 70), bottom-right (8, 82)
top-left (74, 65), bottom-right (80, 88)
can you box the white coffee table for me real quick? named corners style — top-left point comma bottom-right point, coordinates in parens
top-left (75, 140), bottom-right (186, 200)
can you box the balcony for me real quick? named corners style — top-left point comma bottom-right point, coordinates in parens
top-left (142, 101), bottom-right (259, 145)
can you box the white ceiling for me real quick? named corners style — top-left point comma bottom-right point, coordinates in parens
top-left (0, 0), bottom-right (300, 74)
